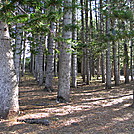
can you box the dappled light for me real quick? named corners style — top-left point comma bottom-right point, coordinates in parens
top-left (0, 73), bottom-right (134, 133)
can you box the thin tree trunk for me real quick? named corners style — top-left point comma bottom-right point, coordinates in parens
top-left (101, 52), bottom-right (105, 83)
top-left (21, 32), bottom-right (26, 76)
top-left (113, 41), bottom-right (119, 86)
top-left (85, 0), bottom-right (90, 85)
top-left (71, 0), bottom-right (77, 88)
top-left (38, 36), bottom-right (44, 86)
top-left (99, 0), bottom-right (105, 83)
top-left (14, 23), bottom-right (22, 82)
top-left (118, 42), bottom-right (120, 81)
top-left (45, 22), bottom-right (55, 91)
top-left (96, 56), bottom-right (100, 80)
top-left (130, 40), bottom-right (133, 81)
top-left (105, 0), bottom-right (111, 89)
top-left (54, 45), bottom-right (58, 77)
top-left (130, 1), bottom-right (133, 81)
top-left (80, 0), bottom-right (86, 82)
top-left (124, 43), bottom-right (129, 84)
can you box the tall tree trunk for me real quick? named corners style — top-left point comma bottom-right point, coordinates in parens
top-left (118, 42), bottom-right (120, 81)
top-left (54, 44), bottom-right (58, 77)
top-left (101, 52), bottom-right (105, 83)
top-left (14, 23), bottom-right (22, 82)
top-left (105, 0), bottom-right (111, 89)
top-left (99, 0), bottom-right (105, 83)
top-left (130, 40), bottom-right (133, 81)
top-left (113, 41), bottom-right (119, 86)
top-left (30, 53), bottom-right (35, 74)
top-left (0, 21), bottom-right (19, 119)
top-left (38, 36), bottom-right (44, 86)
top-left (96, 56), bottom-right (100, 80)
top-left (80, 0), bottom-right (86, 82)
top-left (45, 22), bottom-right (55, 91)
top-left (34, 45), bottom-right (40, 81)
top-left (89, 0), bottom-right (94, 80)
top-left (130, 1), bottom-right (133, 81)
top-left (21, 32), bottom-right (26, 76)
top-left (57, 0), bottom-right (72, 102)
top-left (85, 0), bottom-right (90, 85)
top-left (71, 0), bottom-right (77, 87)
top-left (124, 43), bottom-right (129, 84)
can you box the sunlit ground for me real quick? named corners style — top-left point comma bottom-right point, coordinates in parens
top-left (0, 73), bottom-right (134, 134)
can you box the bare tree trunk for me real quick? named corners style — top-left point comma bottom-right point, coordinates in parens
top-left (118, 42), bottom-right (121, 81)
top-left (105, 0), bottom-right (111, 89)
top-left (14, 23), bottom-right (22, 82)
top-left (21, 32), bottom-right (26, 76)
top-left (38, 36), bottom-right (44, 86)
top-left (96, 56), bottom-right (100, 80)
top-left (113, 41), bottom-right (119, 86)
top-left (80, 0), bottom-right (86, 82)
top-left (71, 0), bottom-right (77, 88)
top-left (0, 21), bottom-right (19, 119)
top-left (57, 0), bottom-right (72, 102)
top-left (45, 22), bottom-right (55, 91)
top-left (101, 52), bottom-right (105, 83)
top-left (85, 0), bottom-right (90, 85)
top-left (130, 40), bottom-right (133, 81)
top-left (99, 0), bottom-right (105, 83)
top-left (124, 43), bottom-right (129, 84)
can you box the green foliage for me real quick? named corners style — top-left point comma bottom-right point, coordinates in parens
top-left (112, 9), bottom-right (133, 21)
top-left (63, 24), bottom-right (79, 31)
top-left (45, 0), bottom-right (63, 7)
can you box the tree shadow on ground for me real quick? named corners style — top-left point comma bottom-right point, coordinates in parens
top-left (0, 74), bottom-right (134, 134)
top-left (1, 99), bottom-right (134, 134)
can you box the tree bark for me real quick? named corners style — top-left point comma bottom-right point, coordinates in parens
top-left (21, 32), bottom-right (26, 76)
top-left (0, 21), bottom-right (19, 119)
top-left (101, 52), bottom-right (105, 83)
top-left (14, 23), bottom-right (22, 82)
top-left (80, 0), bottom-right (86, 82)
top-left (113, 41), bottom-right (120, 86)
top-left (57, 0), bottom-right (72, 102)
top-left (124, 43), bottom-right (129, 84)
top-left (71, 0), bottom-right (77, 88)
top-left (38, 36), bottom-right (44, 86)
top-left (105, 0), bottom-right (111, 89)
top-left (45, 22), bottom-right (55, 91)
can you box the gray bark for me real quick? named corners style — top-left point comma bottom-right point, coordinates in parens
top-left (21, 33), bottom-right (26, 76)
top-left (99, 0), bottom-right (105, 83)
top-left (96, 56), bottom-right (100, 80)
top-left (85, 0), bottom-right (90, 85)
top-left (14, 23), bottom-right (22, 82)
top-left (0, 21), bottom-right (19, 119)
top-left (101, 52), bottom-right (105, 83)
top-left (58, 0), bottom-right (72, 102)
top-left (105, 0), bottom-right (111, 89)
top-left (45, 22), bottom-right (55, 91)
top-left (113, 41), bottom-right (120, 86)
top-left (38, 36), bottom-right (44, 86)
top-left (124, 43), bottom-right (129, 84)
top-left (118, 42), bottom-right (120, 81)
top-left (130, 40), bottom-right (133, 81)
top-left (71, 0), bottom-right (77, 87)
top-left (80, 0), bottom-right (86, 82)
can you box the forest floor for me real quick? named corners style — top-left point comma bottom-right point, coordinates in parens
top-left (0, 72), bottom-right (134, 134)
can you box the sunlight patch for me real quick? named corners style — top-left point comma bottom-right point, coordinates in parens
top-left (112, 113), bottom-right (133, 122)
top-left (18, 113), bottom-right (50, 119)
